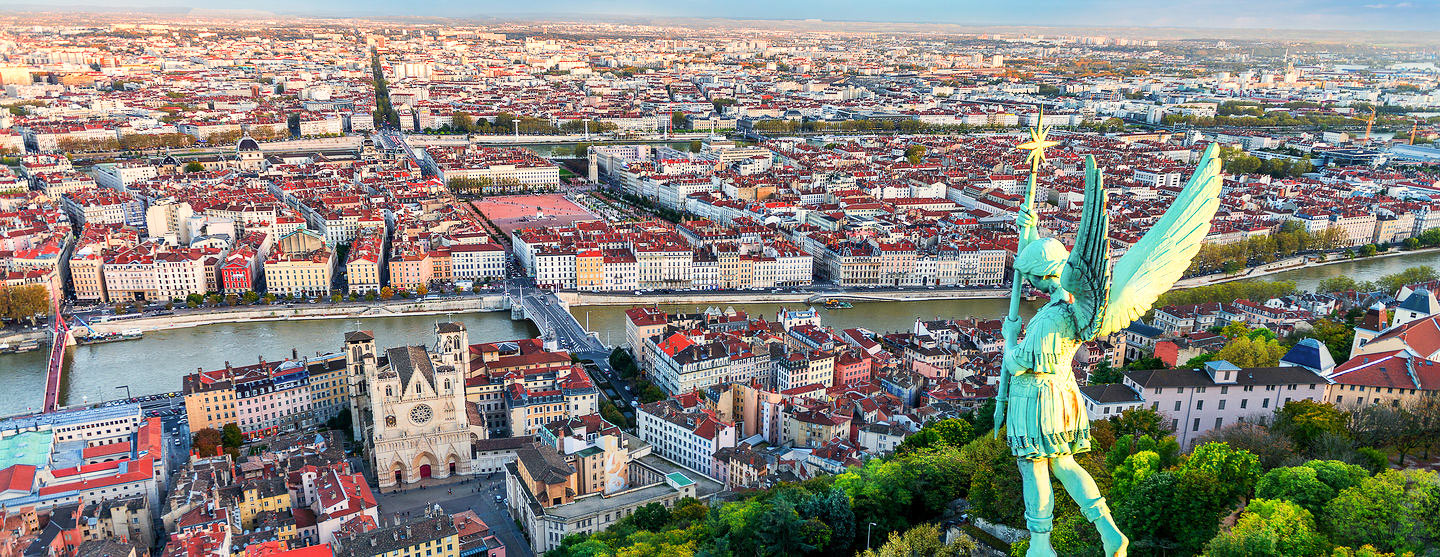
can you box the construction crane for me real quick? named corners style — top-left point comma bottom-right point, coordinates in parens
top-left (1364, 108), bottom-right (1377, 142)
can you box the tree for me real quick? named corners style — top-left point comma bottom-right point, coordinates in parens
top-left (1195, 422), bottom-right (1296, 470)
top-left (630, 502), bottom-right (671, 531)
top-left (1203, 498), bottom-right (1329, 557)
top-left (599, 399), bottom-right (629, 429)
top-left (0, 284), bottom-right (49, 323)
top-left (1107, 433), bottom-right (1180, 471)
top-left (670, 111), bottom-right (687, 132)
top-left (1305, 459), bottom-right (1370, 495)
top-left (637, 380), bottom-right (667, 404)
top-left (958, 435), bottom-right (1025, 527)
top-left (1300, 318), bottom-right (1356, 364)
top-left (1321, 469), bottom-right (1440, 554)
top-left (451, 112), bottom-right (475, 133)
top-left (1111, 408), bottom-right (1169, 439)
top-left (797, 487), bottom-right (856, 554)
top-left (1181, 441), bottom-right (1263, 507)
top-left (1110, 450), bottom-right (1162, 502)
top-left (1275, 400), bottom-right (1350, 451)
top-left (324, 409), bottom-right (352, 433)
top-left (1347, 403), bottom-right (1425, 466)
top-left (415, 284), bottom-right (429, 297)
top-left (1376, 266), bottom-right (1439, 294)
top-left (183, 161), bottom-right (205, 173)
top-left (1088, 360), bottom-right (1122, 384)
top-left (1213, 335), bottom-right (1287, 367)
top-left (192, 427), bottom-right (224, 457)
top-left (689, 139), bottom-right (702, 153)
top-left (1123, 356), bottom-right (1165, 371)
top-left (1117, 471), bottom-right (1223, 554)
top-left (896, 418), bottom-right (974, 453)
top-left (221, 423), bottom-right (244, 448)
top-left (379, 286), bottom-right (394, 300)
top-left (753, 498), bottom-right (813, 555)
top-left (1254, 465), bottom-right (1338, 516)
top-left (608, 347), bottom-right (633, 373)
top-left (859, 523), bottom-right (974, 557)
top-left (904, 145), bottom-right (926, 165)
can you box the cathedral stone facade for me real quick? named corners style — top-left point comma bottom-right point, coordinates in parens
top-left (346, 323), bottom-right (481, 490)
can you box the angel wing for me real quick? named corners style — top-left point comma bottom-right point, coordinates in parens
top-left (1091, 142), bottom-right (1224, 338)
top-left (1061, 155), bottom-right (1112, 341)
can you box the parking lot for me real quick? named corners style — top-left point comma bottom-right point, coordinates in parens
top-left (374, 472), bottom-right (532, 557)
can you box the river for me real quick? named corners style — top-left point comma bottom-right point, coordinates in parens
top-left (1239, 250), bottom-right (1440, 292)
top-left (2, 249), bottom-right (1438, 417)
top-left (0, 313), bottom-right (536, 416)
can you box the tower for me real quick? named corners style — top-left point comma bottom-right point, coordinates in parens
top-left (435, 322), bottom-right (470, 373)
top-left (344, 330), bottom-right (377, 443)
top-left (1350, 303), bottom-right (1389, 359)
top-left (359, 134), bottom-right (378, 160)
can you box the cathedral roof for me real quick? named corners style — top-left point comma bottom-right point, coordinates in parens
top-left (386, 346), bottom-right (435, 395)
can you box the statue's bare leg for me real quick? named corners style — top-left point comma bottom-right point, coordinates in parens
top-left (1016, 457), bottom-right (1056, 557)
top-left (1050, 455), bottom-right (1128, 557)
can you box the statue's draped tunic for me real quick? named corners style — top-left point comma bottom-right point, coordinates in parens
top-left (1003, 297), bottom-right (1091, 460)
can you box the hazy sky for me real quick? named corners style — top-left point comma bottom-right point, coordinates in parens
top-left (9, 0), bottom-right (1440, 31)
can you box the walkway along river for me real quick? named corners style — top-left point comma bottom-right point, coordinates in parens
top-left (3, 249), bottom-right (1440, 416)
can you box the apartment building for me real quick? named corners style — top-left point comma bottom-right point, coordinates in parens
top-left (636, 399), bottom-right (738, 478)
top-left (264, 229), bottom-right (334, 297)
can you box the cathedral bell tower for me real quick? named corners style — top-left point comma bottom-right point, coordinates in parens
top-left (344, 330), bottom-right (377, 443)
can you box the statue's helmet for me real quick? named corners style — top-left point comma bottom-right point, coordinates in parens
top-left (1015, 237), bottom-right (1068, 278)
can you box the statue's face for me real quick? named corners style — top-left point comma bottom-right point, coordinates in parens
top-left (1028, 272), bottom-right (1061, 294)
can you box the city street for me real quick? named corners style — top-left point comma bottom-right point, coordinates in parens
top-left (375, 473), bottom-right (533, 557)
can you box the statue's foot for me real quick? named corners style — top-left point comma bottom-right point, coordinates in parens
top-left (1097, 519), bottom-right (1128, 557)
top-left (1026, 532), bottom-right (1058, 557)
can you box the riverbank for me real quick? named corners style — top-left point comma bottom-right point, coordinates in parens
top-left (83, 295), bottom-right (511, 335)
top-left (1174, 246), bottom-right (1440, 289)
top-left (58, 246), bottom-right (1440, 337)
top-left (555, 287), bottom-right (1010, 307)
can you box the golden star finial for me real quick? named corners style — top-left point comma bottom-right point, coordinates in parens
top-left (1016, 107), bottom-right (1059, 173)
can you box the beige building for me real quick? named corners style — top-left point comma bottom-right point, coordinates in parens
top-left (264, 228), bottom-right (334, 297)
top-left (345, 227), bottom-right (384, 295)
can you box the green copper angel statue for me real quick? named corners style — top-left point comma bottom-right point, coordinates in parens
top-left (995, 140), bottom-right (1223, 557)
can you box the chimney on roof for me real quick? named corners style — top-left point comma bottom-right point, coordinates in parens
top-left (292, 348), bottom-right (298, 360)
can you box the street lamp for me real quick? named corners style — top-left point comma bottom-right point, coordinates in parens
top-left (867, 522), bottom-right (877, 551)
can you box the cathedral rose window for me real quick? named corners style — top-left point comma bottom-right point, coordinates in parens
top-left (410, 404), bottom-right (434, 424)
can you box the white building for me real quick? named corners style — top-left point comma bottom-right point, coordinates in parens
top-left (450, 243), bottom-right (507, 281)
top-left (635, 399), bottom-right (737, 479)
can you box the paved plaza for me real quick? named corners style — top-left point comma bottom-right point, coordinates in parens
top-left (375, 472), bottom-right (533, 557)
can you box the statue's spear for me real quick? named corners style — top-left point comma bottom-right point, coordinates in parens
top-left (995, 109), bottom-right (1056, 438)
